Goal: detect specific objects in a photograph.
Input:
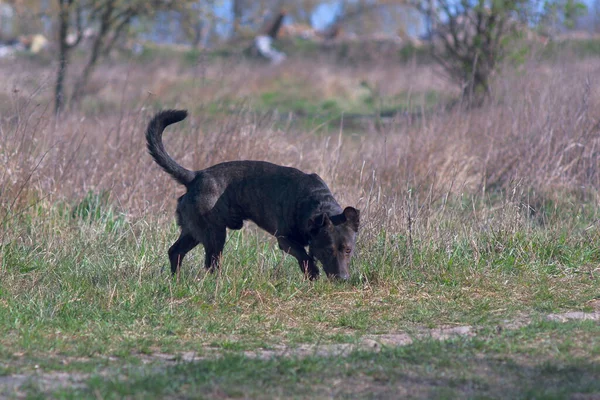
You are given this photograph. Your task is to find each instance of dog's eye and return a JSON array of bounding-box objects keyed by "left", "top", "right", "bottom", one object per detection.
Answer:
[{"left": 343, "top": 247, "right": 352, "bottom": 255}]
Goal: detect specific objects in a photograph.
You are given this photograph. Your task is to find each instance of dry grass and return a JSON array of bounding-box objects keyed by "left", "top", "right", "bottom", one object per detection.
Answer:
[
  {"left": 1, "top": 55, "right": 599, "bottom": 235},
  {"left": 0, "top": 52, "right": 599, "bottom": 398}
]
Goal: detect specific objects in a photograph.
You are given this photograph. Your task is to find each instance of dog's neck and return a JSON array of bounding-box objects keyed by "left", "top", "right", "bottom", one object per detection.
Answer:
[
  {"left": 303, "top": 193, "right": 342, "bottom": 219},
  {"left": 297, "top": 195, "right": 342, "bottom": 243}
]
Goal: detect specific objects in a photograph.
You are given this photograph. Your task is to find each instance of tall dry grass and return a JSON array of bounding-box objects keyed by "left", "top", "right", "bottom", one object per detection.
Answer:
[{"left": 1, "top": 55, "right": 599, "bottom": 249}]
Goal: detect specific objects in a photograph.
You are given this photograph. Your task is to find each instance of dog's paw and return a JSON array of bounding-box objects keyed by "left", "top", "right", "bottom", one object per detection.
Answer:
[{"left": 306, "top": 270, "right": 320, "bottom": 281}]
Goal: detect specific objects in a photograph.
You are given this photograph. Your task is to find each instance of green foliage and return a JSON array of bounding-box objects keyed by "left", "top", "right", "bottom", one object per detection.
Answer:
[
  {"left": 563, "top": 0, "right": 588, "bottom": 28},
  {"left": 398, "top": 42, "right": 431, "bottom": 63},
  {"left": 540, "top": 38, "right": 600, "bottom": 60},
  {"left": 541, "top": 0, "right": 588, "bottom": 29},
  {"left": 71, "top": 190, "right": 125, "bottom": 232},
  {"left": 1, "top": 191, "right": 599, "bottom": 397},
  {"left": 259, "top": 90, "right": 342, "bottom": 117},
  {"left": 1, "top": 193, "right": 598, "bottom": 347}
]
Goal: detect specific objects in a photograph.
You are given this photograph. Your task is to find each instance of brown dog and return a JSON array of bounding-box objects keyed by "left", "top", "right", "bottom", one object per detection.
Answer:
[{"left": 146, "top": 110, "right": 359, "bottom": 280}]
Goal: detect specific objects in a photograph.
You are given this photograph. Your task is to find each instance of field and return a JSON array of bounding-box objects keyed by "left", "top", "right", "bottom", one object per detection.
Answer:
[{"left": 1, "top": 46, "right": 599, "bottom": 399}]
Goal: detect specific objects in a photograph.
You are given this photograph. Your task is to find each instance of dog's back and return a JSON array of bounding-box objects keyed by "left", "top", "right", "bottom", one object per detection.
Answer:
[{"left": 180, "top": 160, "right": 342, "bottom": 240}]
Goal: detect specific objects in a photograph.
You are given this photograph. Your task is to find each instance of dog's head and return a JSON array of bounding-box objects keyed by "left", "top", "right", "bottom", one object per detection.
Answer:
[{"left": 308, "top": 207, "right": 360, "bottom": 280}]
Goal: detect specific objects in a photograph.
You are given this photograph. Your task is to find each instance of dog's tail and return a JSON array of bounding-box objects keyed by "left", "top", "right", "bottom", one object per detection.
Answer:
[{"left": 145, "top": 109, "right": 195, "bottom": 186}]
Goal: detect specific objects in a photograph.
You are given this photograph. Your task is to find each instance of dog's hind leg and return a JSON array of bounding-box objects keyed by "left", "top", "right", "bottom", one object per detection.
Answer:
[
  {"left": 203, "top": 226, "right": 226, "bottom": 272},
  {"left": 277, "top": 237, "right": 319, "bottom": 280},
  {"left": 169, "top": 233, "right": 200, "bottom": 275}
]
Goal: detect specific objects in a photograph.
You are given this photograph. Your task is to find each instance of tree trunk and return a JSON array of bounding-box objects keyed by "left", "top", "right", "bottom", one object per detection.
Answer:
[
  {"left": 55, "top": 2, "right": 70, "bottom": 116},
  {"left": 71, "top": 26, "right": 107, "bottom": 104},
  {"left": 462, "top": 70, "right": 489, "bottom": 106},
  {"left": 232, "top": 0, "right": 243, "bottom": 38},
  {"left": 71, "top": 1, "right": 121, "bottom": 105},
  {"left": 71, "top": 36, "right": 102, "bottom": 105},
  {"left": 192, "top": 20, "right": 203, "bottom": 48}
]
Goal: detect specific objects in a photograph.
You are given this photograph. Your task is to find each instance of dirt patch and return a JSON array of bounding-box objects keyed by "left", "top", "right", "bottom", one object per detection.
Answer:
[
  {"left": 132, "top": 311, "right": 598, "bottom": 363},
  {"left": 546, "top": 311, "right": 600, "bottom": 322},
  {"left": 0, "top": 372, "right": 88, "bottom": 398},
  {"left": 144, "top": 325, "right": 476, "bottom": 362},
  {"left": 1, "top": 311, "right": 598, "bottom": 397}
]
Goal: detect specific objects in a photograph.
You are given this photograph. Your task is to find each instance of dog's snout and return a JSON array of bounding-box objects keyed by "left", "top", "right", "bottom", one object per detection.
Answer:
[
  {"left": 325, "top": 270, "right": 349, "bottom": 281},
  {"left": 338, "top": 261, "right": 350, "bottom": 281}
]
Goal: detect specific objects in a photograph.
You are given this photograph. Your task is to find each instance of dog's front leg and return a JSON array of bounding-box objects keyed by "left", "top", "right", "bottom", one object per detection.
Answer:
[{"left": 277, "top": 236, "right": 319, "bottom": 280}]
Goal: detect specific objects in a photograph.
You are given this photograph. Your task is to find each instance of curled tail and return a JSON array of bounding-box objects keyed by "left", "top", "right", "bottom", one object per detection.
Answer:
[{"left": 145, "top": 109, "right": 195, "bottom": 186}]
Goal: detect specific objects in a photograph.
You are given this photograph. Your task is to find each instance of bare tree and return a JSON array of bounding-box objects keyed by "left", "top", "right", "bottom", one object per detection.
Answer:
[
  {"left": 180, "top": 1, "right": 216, "bottom": 48},
  {"left": 314, "top": 0, "right": 412, "bottom": 39},
  {"left": 55, "top": 0, "right": 83, "bottom": 116},
  {"left": 421, "top": 0, "right": 528, "bottom": 103},
  {"left": 70, "top": 1, "right": 133, "bottom": 104},
  {"left": 52, "top": 0, "right": 193, "bottom": 115},
  {"left": 231, "top": 0, "right": 288, "bottom": 39},
  {"left": 595, "top": 0, "right": 600, "bottom": 33},
  {"left": 70, "top": 1, "right": 194, "bottom": 105},
  {"left": 232, "top": 0, "right": 245, "bottom": 38},
  {"left": 414, "top": 0, "right": 586, "bottom": 105}
]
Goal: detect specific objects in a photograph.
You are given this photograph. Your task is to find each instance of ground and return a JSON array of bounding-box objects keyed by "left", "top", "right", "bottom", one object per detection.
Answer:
[{"left": 1, "top": 43, "right": 600, "bottom": 399}]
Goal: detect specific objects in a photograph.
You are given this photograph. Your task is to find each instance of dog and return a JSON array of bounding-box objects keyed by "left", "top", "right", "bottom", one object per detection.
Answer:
[{"left": 146, "top": 110, "right": 360, "bottom": 280}]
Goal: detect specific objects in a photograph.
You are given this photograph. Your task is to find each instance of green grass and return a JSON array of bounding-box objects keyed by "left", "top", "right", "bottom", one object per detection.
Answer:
[
  {"left": 165, "top": 70, "right": 446, "bottom": 132},
  {"left": 541, "top": 38, "right": 600, "bottom": 60},
  {"left": 253, "top": 84, "right": 442, "bottom": 123},
  {"left": 1, "top": 191, "right": 599, "bottom": 397},
  {"left": 17, "top": 321, "right": 600, "bottom": 399},
  {"left": 198, "top": 85, "right": 445, "bottom": 132}
]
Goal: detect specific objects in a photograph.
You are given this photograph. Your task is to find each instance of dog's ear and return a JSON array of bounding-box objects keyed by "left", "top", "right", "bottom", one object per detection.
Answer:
[
  {"left": 330, "top": 212, "right": 346, "bottom": 226},
  {"left": 330, "top": 207, "right": 360, "bottom": 232},
  {"left": 343, "top": 207, "right": 360, "bottom": 232},
  {"left": 309, "top": 213, "right": 332, "bottom": 235}
]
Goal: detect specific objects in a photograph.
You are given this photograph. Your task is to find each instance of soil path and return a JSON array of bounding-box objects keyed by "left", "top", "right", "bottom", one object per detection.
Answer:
[{"left": 1, "top": 310, "right": 599, "bottom": 398}]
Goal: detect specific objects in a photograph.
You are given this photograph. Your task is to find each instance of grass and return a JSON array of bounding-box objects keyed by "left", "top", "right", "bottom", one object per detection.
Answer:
[
  {"left": 1, "top": 47, "right": 600, "bottom": 397},
  {"left": 1, "top": 193, "right": 598, "bottom": 359},
  {"left": 196, "top": 69, "right": 445, "bottom": 131},
  {"left": 13, "top": 321, "right": 600, "bottom": 399}
]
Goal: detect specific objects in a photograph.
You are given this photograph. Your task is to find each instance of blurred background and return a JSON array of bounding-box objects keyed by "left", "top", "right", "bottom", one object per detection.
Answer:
[
  {"left": 1, "top": 0, "right": 598, "bottom": 115},
  {"left": 1, "top": 0, "right": 599, "bottom": 229}
]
